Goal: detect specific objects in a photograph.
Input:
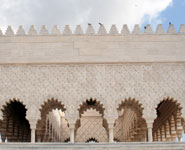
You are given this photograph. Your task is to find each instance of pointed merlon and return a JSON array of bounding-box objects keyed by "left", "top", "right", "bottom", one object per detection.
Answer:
[
  {"left": 121, "top": 24, "right": 130, "bottom": 35},
  {"left": 28, "top": 25, "right": 37, "bottom": 35},
  {"left": 179, "top": 24, "right": 185, "bottom": 34},
  {"left": 63, "top": 25, "right": 72, "bottom": 35},
  {"left": 74, "top": 25, "right": 84, "bottom": 35},
  {"left": 132, "top": 24, "right": 142, "bottom": 34},
  {"left": 167, "top": 24, "right": 176, "bottom": 34},
  {"left": 109, "top": 25, "right": 119, "bottom": 35},
  {"left": 16, "top": 26, "right": 25, "bottom": 35},
  {"left": 40, "top": 25, "right": 49, "bottom": 35},
  {"left": 156, "top": 24, "right": 165, "bottom": 34},
  {"left": 98, "top": 24, "right": 107, "bottom": 35},
  {"left": 5, "top": 26, "right": 14, "bottom": 36},
  {"left": 86, "top": 24, "right": 95, "bottom": 35},
  {"left": 51, "top": 25, "right": 61, "bottom": 35},
  {"left": 144, "top": 24, "right": 153, "bottom": 34}
]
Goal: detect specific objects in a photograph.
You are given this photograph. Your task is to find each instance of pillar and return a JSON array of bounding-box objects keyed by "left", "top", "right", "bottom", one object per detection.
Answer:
[
  {"left": 170, "top": 115, "right": 177, "bottom": 141},
  {"left": 49, "top": 124, "right": 52, "bottom": 139},
  {"left": 107, "top": 119, "right": 115, "bottom": 143},
  {"left": 26, "top": 109, "right": 39, "bottom": 143},
  {"left": 153, "top": 132, "right": 157, "bottom": 141},
  {"left": 108, "top": 125, "right": 114, "bottom": 143},
  {"left": 165, "top": 120, "right": 171, "bottom": 141},
  {"left": 70, "top": 127, "right": 75, "bottom": 143},
  {"left": 147, "top": 121, "right": 153, "bottom": 142},
  {"left": 69, "top": 123, "right": 75, "bottom": 143},
  {"left": 52, "top": 128, "right": 54, "bottom": 142},
  {"left": 157, "top": 128, "right": 161, "bottom": 141},
  {"left": 161, "top": 125, "right": 166, "bottom": 141},
  {"left": 176, "top": 110, "right": 183, "bottom": 141},
  {"left": 31, "top": 128, "right": 36, "bottom": 143}
]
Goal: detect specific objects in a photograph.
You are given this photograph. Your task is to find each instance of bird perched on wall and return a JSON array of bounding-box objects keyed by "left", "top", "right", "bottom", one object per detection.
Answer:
[
  {"left": 169, "top": 22, "right": 171, "bottom": 25},
  {"left": 99, "top": 23, "right": 102, "bottom": 26},
  {"left": 88, "top": 23, "right": 91, "bottom": 26}
]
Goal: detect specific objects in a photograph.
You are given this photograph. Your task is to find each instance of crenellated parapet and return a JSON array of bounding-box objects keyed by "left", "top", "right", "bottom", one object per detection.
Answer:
[
  {"left": 0, "top": 24, "right": 185, "bottom": 64},
  {"left": 0, "top": 24, "right": 185, "bottom": 36}
]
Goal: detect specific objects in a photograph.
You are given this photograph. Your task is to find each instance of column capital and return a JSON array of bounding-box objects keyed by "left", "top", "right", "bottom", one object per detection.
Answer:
[
  {"left": 29, "top": 120, "right": 38, "bottom": 130},
  {"left": 106, "top": 117, "right": 116, "bottom": 129},
  {"left": 146, "top": 120, "right": 153, "bottom": 128},
  {"left": 108, "top": 123, "right": 114, "bottom": 129},
  {"left": 68, "top": 120, "right": 76, "bottom": 129}
]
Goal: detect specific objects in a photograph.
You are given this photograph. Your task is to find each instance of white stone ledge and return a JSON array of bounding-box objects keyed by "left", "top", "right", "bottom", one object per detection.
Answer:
[{"left": 0, "top": 142, "right": 185, "bottom": 150}]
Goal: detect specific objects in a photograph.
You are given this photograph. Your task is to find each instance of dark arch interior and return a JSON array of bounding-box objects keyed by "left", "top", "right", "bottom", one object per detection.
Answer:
[{"left": 0, "top": 100, "right": 31, "bottom": 142}]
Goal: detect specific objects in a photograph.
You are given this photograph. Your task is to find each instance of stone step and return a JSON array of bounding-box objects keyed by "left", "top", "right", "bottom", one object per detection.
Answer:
[{"left": 0, "top": 142, "right": 185, "bottom": 150}]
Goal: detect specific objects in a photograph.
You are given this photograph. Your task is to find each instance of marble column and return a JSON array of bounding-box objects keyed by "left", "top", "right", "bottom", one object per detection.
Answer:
[
  {"left": 147, "top": 121, "right": 153, "bottom": 142},
  {"left": 107, "top": 119, "right": 115, "bottom": 143},
  {"left": 67, "top": 117, "right": 77, "bottom": 143},
  {"left": 109, "top": 127, "right": 114, "bottom": 143},
  {"left": 170, "top": 115, "right": 177, "bottom": 141},
  {"left": 161, "top": 125, "right": 166, "bottom": 141},
  {"left": 176, "top": 110, "right": 183, "bottom": 141},
  {"left": 69, "top": 123, "right": 75, "bottom": 143},
  {"left": 70, "top": 127, "right": 75, "bottom": 143},
  {"left": 165, "top": 120, "right": 171, "bottom": 141},
  {"left": 31, "top": 128, "right": 36, "bottom": 143},
  {"left": 157, "top": 128, "right": 161, "bottom": 141}
]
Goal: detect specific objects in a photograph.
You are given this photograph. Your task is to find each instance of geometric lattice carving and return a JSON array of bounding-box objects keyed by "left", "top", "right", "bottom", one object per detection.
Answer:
[
  {"left": 75, "top": 109, "right": 108, "bottom": 142},
  {"left": 0, "top": 63, "right": 184, "bottom": 128}
]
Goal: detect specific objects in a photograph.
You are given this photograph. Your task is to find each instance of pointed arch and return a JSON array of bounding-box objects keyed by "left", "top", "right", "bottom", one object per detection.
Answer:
[
  {"left": 78, "top": 97, "right": 105, "bottom": 117},
  {"left": 153, "top": 97, "right": 184, "bottom": 142},
  {"left": 0, "top": 98, "right": 31, "bottom": 142},
  {"left": 75, "top": 97, "right": 108, "bottom": 142},
  {"left": 38, "top": 97, "right": 66, "bottom": 122},
  {"left": 117, "top": 97, "right": 144, "bottom": 117},
  {"left": 115, "top": 97, "right": 147, "bottom": 142},
  {"left": 36, "top": 98, "right": 69, "bottom": 142}
]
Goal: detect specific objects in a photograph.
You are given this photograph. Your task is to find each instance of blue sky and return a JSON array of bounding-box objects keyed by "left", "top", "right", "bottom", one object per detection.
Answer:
[
  {"left": 142, "top": 0, "right": 185, "bottom": 32},
  {"left": 160, "top": 0, "right": 185, "bottom": 31}
]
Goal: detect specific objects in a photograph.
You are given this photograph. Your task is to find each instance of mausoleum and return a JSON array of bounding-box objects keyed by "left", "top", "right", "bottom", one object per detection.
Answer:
[{"left": 0, "top": 24, "right": 185, "bottom": 149}]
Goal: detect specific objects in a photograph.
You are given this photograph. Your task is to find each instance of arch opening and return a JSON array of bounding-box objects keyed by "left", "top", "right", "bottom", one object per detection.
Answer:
[
  {"left": 0, "top": 99, "right": 31, "bottom": 142},
  {"left": 36, "top": 98, "right": 70, "bottom": 142},
  {"left": 153, "top": 97, "right": 185, "bottom": 142},
  {"left": 114, "top": 98, "right": 147, "bottom": 142},
  {"left": 75, "top": 98, "right": 108, "bottom": 142}
]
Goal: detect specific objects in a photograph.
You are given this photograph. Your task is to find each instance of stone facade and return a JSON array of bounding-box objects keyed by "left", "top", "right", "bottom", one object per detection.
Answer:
[{"left": 0, "top": 24, "right": 185, "bottom": 146}]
